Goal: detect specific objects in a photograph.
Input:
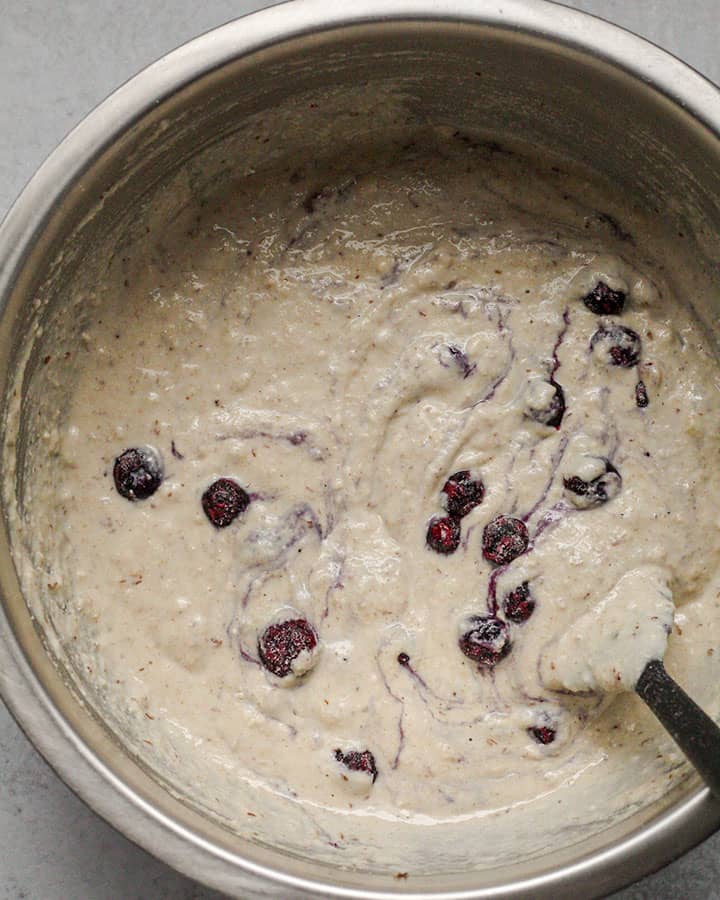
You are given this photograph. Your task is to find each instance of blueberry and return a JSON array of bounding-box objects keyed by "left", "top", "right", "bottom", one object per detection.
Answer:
[
  {"left": 635, "top": 379, "right": 649, "bottom": 408},
  {"left": 442, "top": 471, "right": 485, "bottom": 518},
  {"left": 113, "top": 446, "right": 163, "bottom": 501},
  {"left": 582, "top": 281, "right": 626, "bottom": 315},
  {"left": 529, "top": 725, "right": 556, "bottom": 745},
  {"left": 591, "top": 324, "right": 641, "bottom": 368},
  {"left": 426, "top": 515, "right": 462, "bottom": 554},
  {"left": 202, "top": 478, "right": 250, "bottom": 528},
  {"left": 503, "top": 582, "right": 535, "bottom": 624},
  {"left": 458, "top": 615, "right": 511, "bottom": 668},
  {"left": 482, "top": 516, "right": 529, "bottom": 566},
  {"left": 258, "top": 618, "right": 318, "bottom": 679},
  {"left": 526, "top": 380, "right": 566, "bottom": 429},
  {"left": 334, "top": 748, "right": 378, "bottom": 782},
  {"left": 563, "top": 460, "right": 622, "bottom": 509}
]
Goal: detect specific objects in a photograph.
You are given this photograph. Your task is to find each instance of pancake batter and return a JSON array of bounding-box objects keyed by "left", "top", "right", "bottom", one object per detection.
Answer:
[{"left": 7, "top": 130, "right": 720, "bottom": 871}]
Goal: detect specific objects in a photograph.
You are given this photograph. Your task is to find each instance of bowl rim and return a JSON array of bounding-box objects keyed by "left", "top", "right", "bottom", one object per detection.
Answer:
[{"left": 2, "top": 1, "right": 720, "bottom": 897}]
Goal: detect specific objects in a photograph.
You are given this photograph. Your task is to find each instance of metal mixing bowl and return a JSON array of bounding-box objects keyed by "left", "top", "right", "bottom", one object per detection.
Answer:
[{"left": 2, "top": 1, "right": 720, "bottom": 896}]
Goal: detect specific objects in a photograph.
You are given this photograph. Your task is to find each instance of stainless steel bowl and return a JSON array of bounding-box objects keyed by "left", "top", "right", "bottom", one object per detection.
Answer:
[{"left": 2, "top": 1, "right": 720, "bottom": 896}]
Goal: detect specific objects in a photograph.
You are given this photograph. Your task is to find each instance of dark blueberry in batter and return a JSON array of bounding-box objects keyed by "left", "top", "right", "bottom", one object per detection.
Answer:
[
  {"left": 482, "top": 516, "right": 529, "bottom": 566},
  {"left": 458, "top": 615, "right": 511, "bottom": 668},
  {"left": 591, "top": 324, "right": 641, "bottom": 368},
  {"left": 397, "top": 652, "right": 410, "bottom": 666},
  {"left": 426, "top": 515, "right": 462, "bottom": 554},
  {"left": 563, "top": 460, "right": 622, "bottom": 509},
  {"left": 113, "top": 446, "right": 163, "bottom": 501},
  {"left": 582, "top": 281, "right": 626, "bottom": 316},
  {"left": 442, "top": 470, "right": 485, "bottom": 518},
  {"left": 529, "top": 725, "right": 556, "bottom": 745},
  {"left": 503, "top": 582, "right": 535, "bottom": 624},
  {"left": 527, "top": 380, "right": 566, "bottom": 429},
  {"left": 258, "top": 618, "right": 318, "bottom": 678},
  {"left": 635, "top": 379, "right": 649, "bottom": 408},
  {"left": 334, "top": 748, "right": 378, "bottom": 782},
  {"left": 202, "top": 477, "right": 250, "bottom": 528}
]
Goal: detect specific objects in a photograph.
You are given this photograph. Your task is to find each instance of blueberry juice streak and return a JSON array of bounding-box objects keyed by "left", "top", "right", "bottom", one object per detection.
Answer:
[{"left": 551, "top": 308, "right": 570, "bottom": 379}]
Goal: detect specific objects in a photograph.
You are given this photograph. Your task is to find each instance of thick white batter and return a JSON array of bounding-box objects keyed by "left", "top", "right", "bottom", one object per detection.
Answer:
[
  {"left": 8, "top": 131, "right": 720, "bottom": 872},
  {"left": 541, "top": 566, "right": 675, "bottom": 693}
]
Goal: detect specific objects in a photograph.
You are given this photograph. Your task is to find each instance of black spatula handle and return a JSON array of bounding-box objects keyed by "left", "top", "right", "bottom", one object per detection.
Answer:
[{"left": 636, "top": 659, "right": 720, "bottom": 797}]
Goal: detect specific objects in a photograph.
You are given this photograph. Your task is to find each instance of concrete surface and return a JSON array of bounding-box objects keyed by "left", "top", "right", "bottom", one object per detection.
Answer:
[{"left": 1, "top": 1, "right": 719, "bottom": 897}]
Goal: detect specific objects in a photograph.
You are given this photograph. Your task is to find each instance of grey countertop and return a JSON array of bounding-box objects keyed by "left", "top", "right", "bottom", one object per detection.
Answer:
[{"left": 1, "top": 2, "right": 720, "bottom": 897}]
